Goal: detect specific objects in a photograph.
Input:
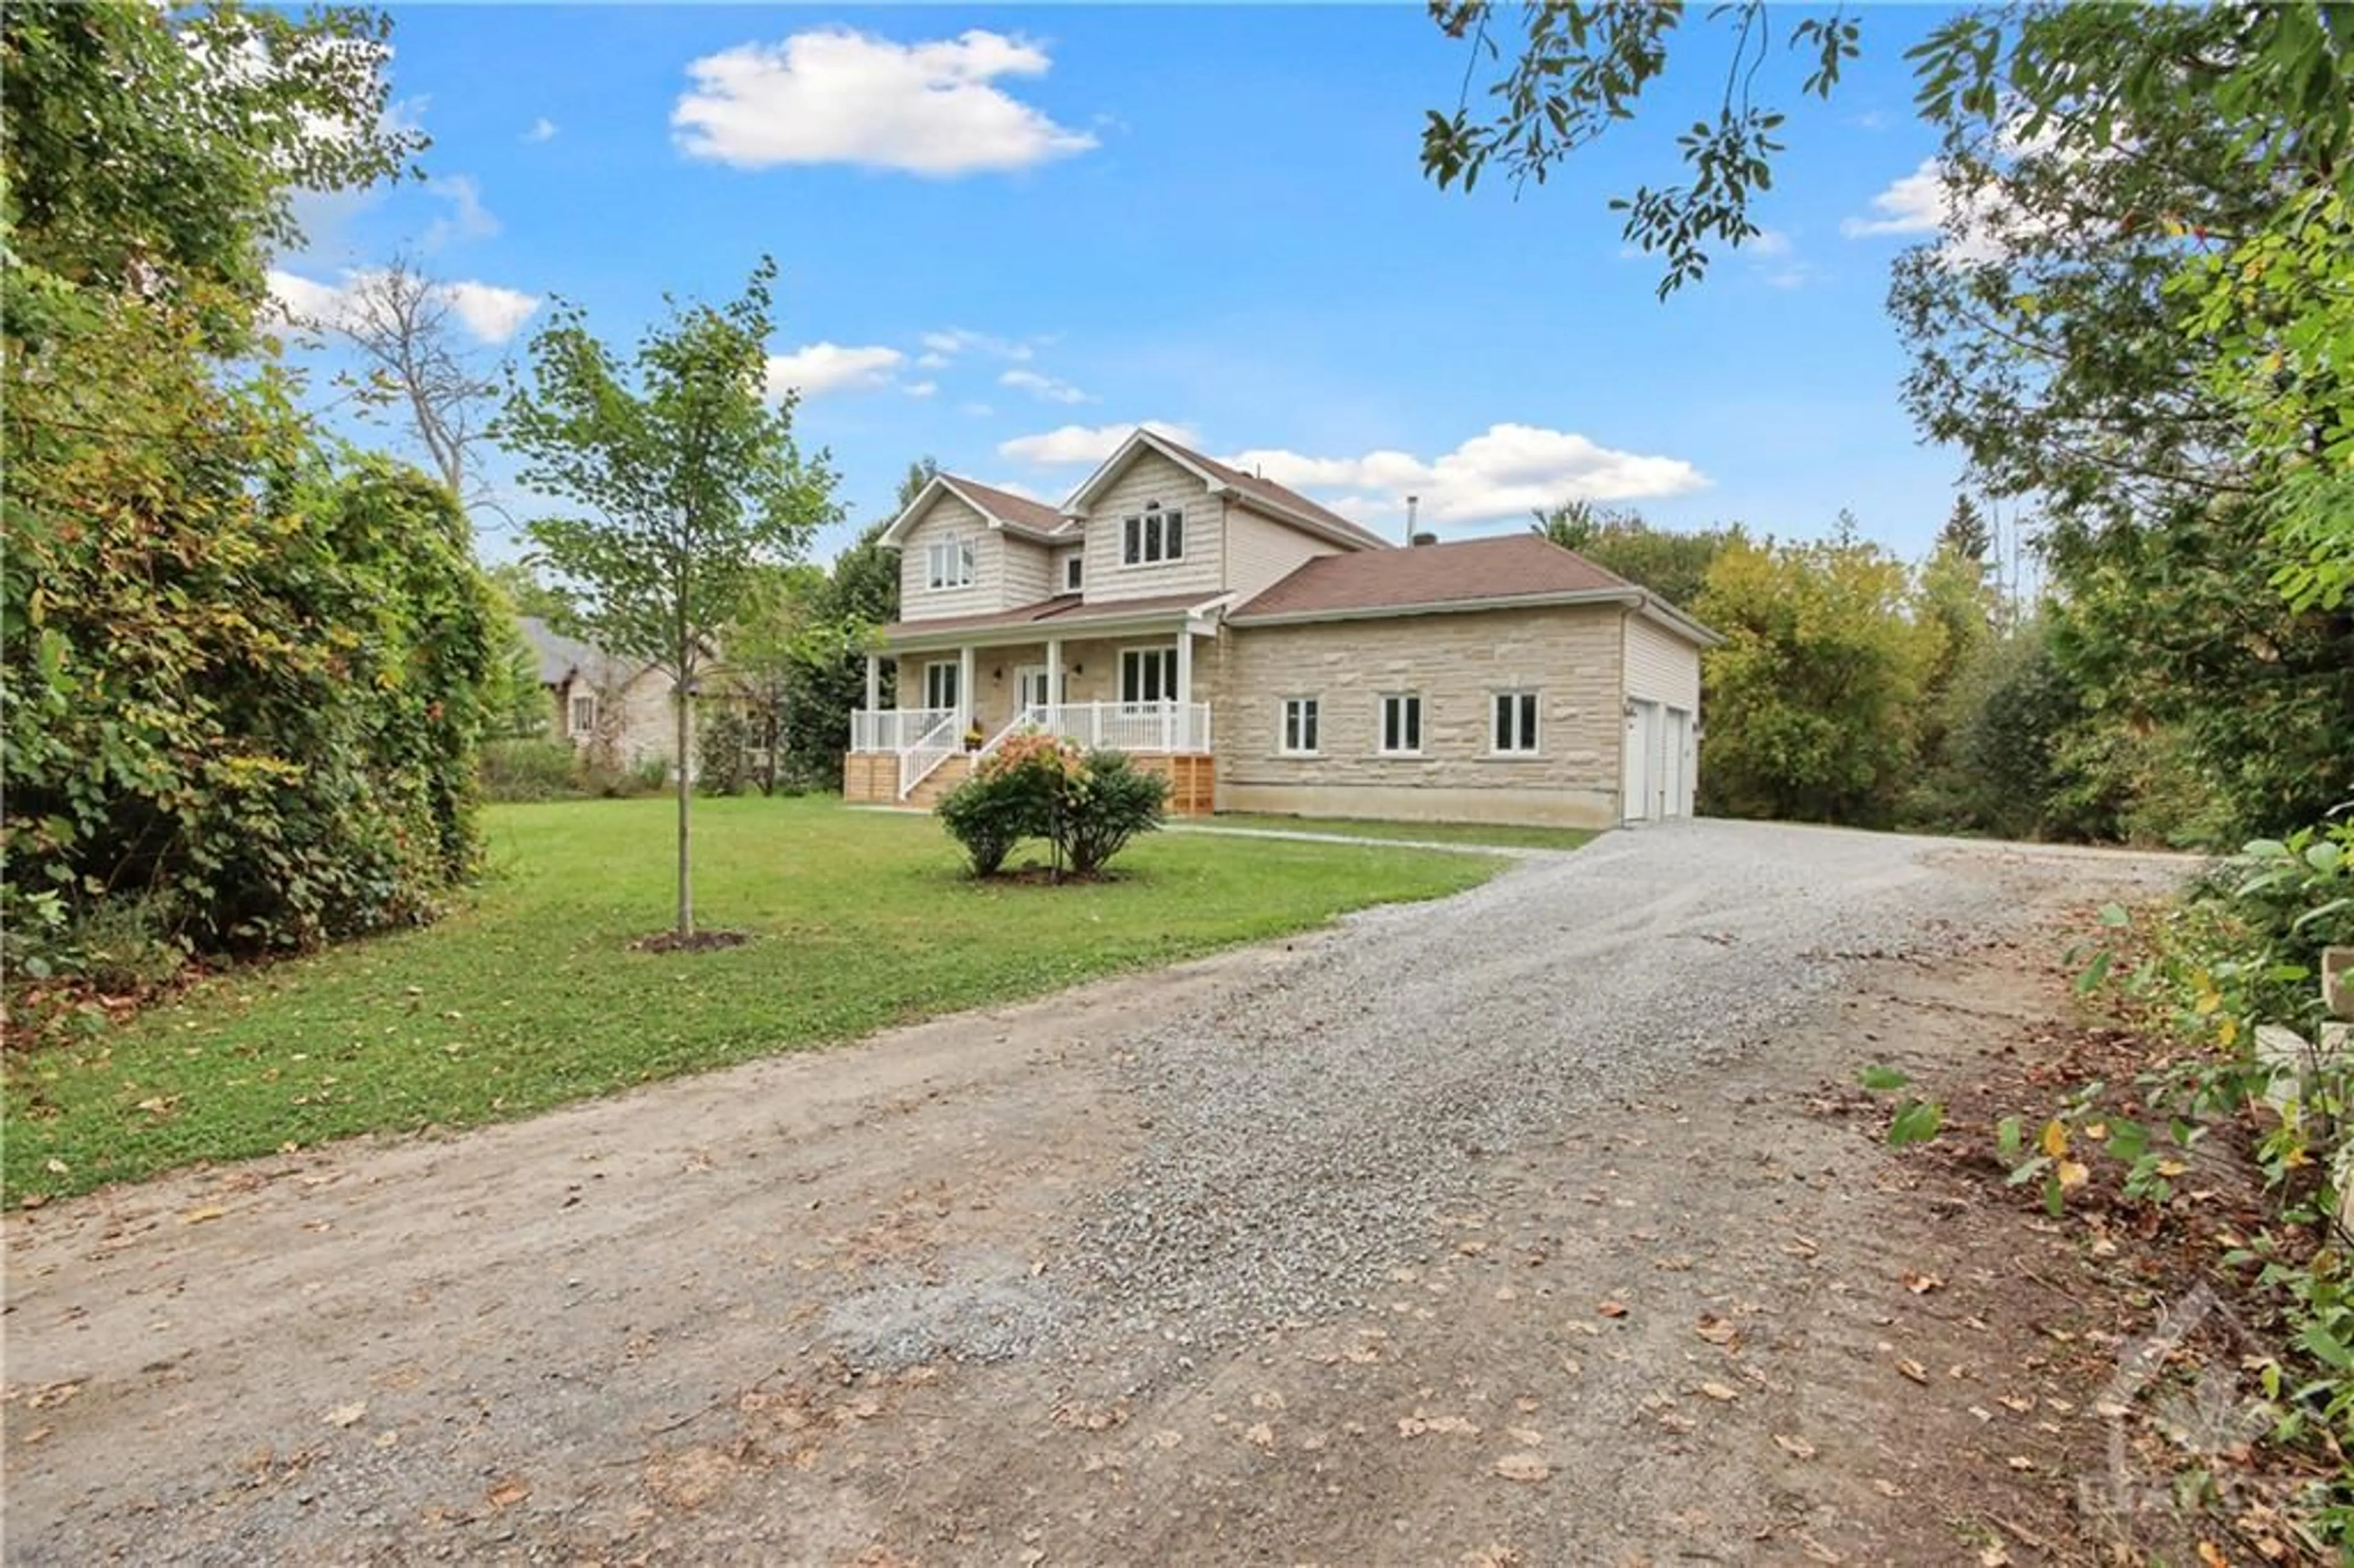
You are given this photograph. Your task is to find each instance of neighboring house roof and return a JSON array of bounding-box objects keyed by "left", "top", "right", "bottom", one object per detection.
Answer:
[
  {"left": 880, "top": 590, "right": 1228, "bottom": 645},
  {"left": 519, "top": 615, "right": 613, "bottom": 687},
  {"left": 1228, "top": 535, "right": 1722, "bottom": 645},
  {"left": 881, "top": 473, "right": 1069, "bottom": 545},
  {"left": 1062, "top": 427, "right": 1393, "bottom": 553}
]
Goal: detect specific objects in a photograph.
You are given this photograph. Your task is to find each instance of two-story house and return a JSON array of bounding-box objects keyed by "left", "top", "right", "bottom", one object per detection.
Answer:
[{"left": 844, "top": 427, "right": 1718, "bottom": 829}]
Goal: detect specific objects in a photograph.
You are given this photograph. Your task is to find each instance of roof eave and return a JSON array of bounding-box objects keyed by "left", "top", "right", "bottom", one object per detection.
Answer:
[
  {"left": 1213, "top": 487, "right": 1387, "bottom": 554},
  {"left": 1228, "top": 587, "right": 1645, "bottom": 627}
]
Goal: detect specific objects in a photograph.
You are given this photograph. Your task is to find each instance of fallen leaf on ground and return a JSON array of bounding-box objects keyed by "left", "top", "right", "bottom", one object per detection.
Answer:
[
  {"left": 324, "top": 1401, "right": 367, "bottom": 1429},
  {"left": 1872, "top": 1479, "right": 1903, "bottom": 1498},
  {"left": 1699, "top": 1382, "right": 1739, "bottom": 1402},
  {"left": 1398, "top": 1412, "right": 1480, "bottom": 1437},
  {"left": 179, "top": 1205, "right": 225, "bottom": 1225},
  {"left": 486, "top": 1477, "right": 530, "bottom": 1509},
  {"left": 1902, "top": 1272, "right": 1944, "bottom": 1294},
  {"left": 1773, "top": 1433, "right": 1816, "bottom": 1460},
  {"left": 1493, "top": 1453, "right": 1551, "bottom": 1482},
  {"left": 1696, "top": 1314, "right": 1740, "bottom": 1345},
  {"left": 1596, "top": 1301, "right": 1629, "bottom": 1319},
  {"left": 1895, "top": 1357, "right": 1930, "bottom": 1386},
  {"left": 1244, "top": 1421, "right": 1274, "bottom": 1449}
]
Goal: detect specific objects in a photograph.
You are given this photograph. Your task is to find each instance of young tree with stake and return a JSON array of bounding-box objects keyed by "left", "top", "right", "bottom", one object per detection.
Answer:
[{"left": 498, "top": 257, "right": 839, "bottom": 940}]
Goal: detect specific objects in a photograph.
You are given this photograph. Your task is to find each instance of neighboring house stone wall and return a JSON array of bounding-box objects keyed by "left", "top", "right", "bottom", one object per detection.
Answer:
[
  {"left": 1622, "top": 612, "right": 1702, "bottom": 713},
  {"left": 1078, "top": 450, "right": 1225, "bottom": 606},
  {"left": 1225, "top": 503, "right": 1344, "bottom": 604},
  {"left": 1216, "top": 606, "right": 1627, "bottom": 828},
  {"left": 560, "top": 663, "right": 680, "bottom": 773},
  {"left": 897, "top": 492, "right": 1010, "bottom": 622}
]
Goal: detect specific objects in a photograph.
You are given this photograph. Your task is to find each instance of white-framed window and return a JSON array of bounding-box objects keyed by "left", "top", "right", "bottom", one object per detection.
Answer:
[
  {"left": 923, "top": 660, "right": 960, "bottom": 712},
  {"left": 1063, "top": 554, "right": 1084, "bottom": 593},
  {"left": 1121, "top": 501, "right": 1184, "bottom": 566},
  {"left": 1491, "top": 690, "right": 1541, "bottom": 755},
  {"left": 568, "top": 691, "right": 598, "bottom": 737},
  {"left": 926, "top": 536, "right": 976, "bottom": 590},
  {"left": 1377, "top": 693, "right": 1423, "bottom": 756},
  {"left": 1119, "top": 645, "right": 1178, "bottom": 706},
  {"left": 1281, "top": 696, "right": 1320, "bottom": 756}
]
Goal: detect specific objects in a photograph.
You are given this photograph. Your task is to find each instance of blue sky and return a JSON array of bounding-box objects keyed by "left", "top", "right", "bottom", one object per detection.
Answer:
[{"left": 271, "top": 6, "right": 1973, "bottom": 568}]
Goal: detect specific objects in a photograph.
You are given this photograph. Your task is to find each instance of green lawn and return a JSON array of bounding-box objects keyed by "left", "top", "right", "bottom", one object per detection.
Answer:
[
  {"left": 5, "top": 797, "right": 1499, "bottom": 1202},
  {"left": 1195, "top": 813, "right": 1600, "bottom": 853}
]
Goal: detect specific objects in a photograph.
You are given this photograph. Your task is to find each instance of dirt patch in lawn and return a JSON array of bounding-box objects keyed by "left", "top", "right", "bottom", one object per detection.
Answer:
[
  {"left": 8, "top": 845, "right": 2264, "bottom": 1565},
  {"left": 629, "top": 929, "right": 754, "bottom": 953}
]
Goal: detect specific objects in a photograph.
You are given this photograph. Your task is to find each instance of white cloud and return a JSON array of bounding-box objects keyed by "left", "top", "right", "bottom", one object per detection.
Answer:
[
  {"left": 1842, "top": 159, "right": 1945, "bottom": 238},
  {"left": 903, "top": 380, "right": 939, "bottom": 399},
  {"left": 672, "top": 28, "right": 1097, "bottom": 175},
  {"left": 1840, "top": 156, "right": 2021, "bottom": 264},
  {"left": 1000, "top": 368, "right": 1090, "bottom": 405},
  {"left": 919, "top": 327, "right": 1035, "bottom": 363},
  {"left": 265, "top": 268, "right": 346, "bottom": 326},
  {"left": 981, "top": 477, "right": 1045, "bottom": 501},
  {"left": 999, "top": 420, "right": 1198, "bottom": 466},
  {"left": 422, "top": 175, "right": 498, "bottom": 250},
  {"left": 441, "top": 281, "right": 540, "bottom": 344},
  {"left": 264, "top": 268, "right": 540, "bottom": 345},
  {"left": 1748, "top": 228, "right": 1793, "bottom": 258},
  {"left": 763, "top": 342, "right": 905, "bottom": 399},
  {"left": 524, "top": 116, "right": 558, "bottom": 143},
  {"left": 960, "top": 402, "right": 995, "bottom": 418},
  {"left": 1224, "top": 423, "right": 1707, "bottom": 528},
  {"left": 915, "top": 351, "right": 951, "bottom": 370}
]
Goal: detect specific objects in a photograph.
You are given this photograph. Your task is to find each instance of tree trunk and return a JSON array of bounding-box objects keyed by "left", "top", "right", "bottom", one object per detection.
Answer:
[{"left": 675, "top": 679, "right": 694, "bottom": 939}]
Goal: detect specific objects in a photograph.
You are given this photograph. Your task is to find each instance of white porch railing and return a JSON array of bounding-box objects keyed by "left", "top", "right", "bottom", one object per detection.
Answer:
[
  {"left": 898, "top": 712, "right": 962, "bottom": 799},
  {"left": 1012, "top": 701, "right": 1213, "bottom": 754},
  {"left": 851, "top": 707, "right": 953, "bottom": 753}
]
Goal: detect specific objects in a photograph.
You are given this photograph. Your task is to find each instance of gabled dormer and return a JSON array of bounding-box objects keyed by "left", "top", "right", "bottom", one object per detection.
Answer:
[
  {"left": 1061, "top": 428, "right": 1393, "bottom": 606},
  {"left": 882, "top": 474, "right": 1073, "bottom": 622}
]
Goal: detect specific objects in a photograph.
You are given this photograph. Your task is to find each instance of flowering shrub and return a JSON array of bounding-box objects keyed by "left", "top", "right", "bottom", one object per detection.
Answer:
[{"left": 935, "top": 732, "right": 1167, "bottom": 878}]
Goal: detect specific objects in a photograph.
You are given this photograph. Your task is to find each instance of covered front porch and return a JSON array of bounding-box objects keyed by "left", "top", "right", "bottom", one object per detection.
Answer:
[{"left": 844, "top": 596, "right": 1220, "bottom": 812}]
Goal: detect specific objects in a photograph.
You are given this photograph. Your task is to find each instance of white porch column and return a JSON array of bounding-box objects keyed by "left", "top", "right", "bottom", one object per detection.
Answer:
[
  {"left": 863, "top": 652, "right": 880, "bottom": 714},
  {"left": 1045, "top": 636, "right": 1063, "bottom": 708},
  {"left": 958, "top": 644, "right": 976, "bottom": 729},
  {"left": 1175, "top": 630, "right": 1194, "bottom": 704}
]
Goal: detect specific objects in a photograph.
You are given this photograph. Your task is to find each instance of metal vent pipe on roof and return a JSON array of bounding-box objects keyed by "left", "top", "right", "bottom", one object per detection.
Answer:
[{"left": 1405, "top": 495, "right": 1419, "bottom": 546}]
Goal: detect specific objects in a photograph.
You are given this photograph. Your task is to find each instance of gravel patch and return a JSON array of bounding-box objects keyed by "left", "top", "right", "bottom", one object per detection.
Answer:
[{"left": 1064, "top": 820, "right": 2182, "bottom": 1369}]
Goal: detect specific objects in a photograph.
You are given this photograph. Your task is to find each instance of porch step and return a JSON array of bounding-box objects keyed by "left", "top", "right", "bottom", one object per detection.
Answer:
[{"left": 901, "top": 753, "right": 976, "bottom": 811}]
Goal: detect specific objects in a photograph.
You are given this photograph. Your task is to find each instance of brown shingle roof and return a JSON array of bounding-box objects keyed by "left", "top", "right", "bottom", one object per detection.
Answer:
[
  {"left": 943, "top": 475, "right": 1070, "bottom": 538},
  {"left": 882, "top": 590, "right": 1219, "bottom": 642},
  {"left": 1232, "top": 535, "right": 1639, "bottom": 620},
  {"left": 1148, "top": 432, "right": 1393, "bottom": 551}
]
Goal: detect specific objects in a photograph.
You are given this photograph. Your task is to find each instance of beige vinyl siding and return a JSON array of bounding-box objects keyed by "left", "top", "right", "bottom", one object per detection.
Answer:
[
  {"left": 896, "top": 492, "right": 1007, "bottom": 622},
  {"left": 1216, "top": 606, "right": 1626, "bottom": 826},
  {"left": 1225, "top": 504, "right": 1345, "bottom": 603},
  {"left": 1622, "top": 612, "right": 1702, "bottom": 712},
  {"left": 1080, "top": 449, "right": 1224, "bottom": 605},
  {"left": 999, "top": 535, "right": 1055, "bottom": 606}
]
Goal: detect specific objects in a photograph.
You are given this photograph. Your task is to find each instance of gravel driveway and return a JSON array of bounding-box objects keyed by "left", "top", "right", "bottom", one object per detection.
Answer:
[{"left": 2, "top": 820, "right": 2185, "bottom": 1565}]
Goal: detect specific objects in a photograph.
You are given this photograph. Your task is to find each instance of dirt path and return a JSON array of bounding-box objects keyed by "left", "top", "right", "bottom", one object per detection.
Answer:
[{"left": 2, "top": 826, "right": 2187, "bottom": 1566}]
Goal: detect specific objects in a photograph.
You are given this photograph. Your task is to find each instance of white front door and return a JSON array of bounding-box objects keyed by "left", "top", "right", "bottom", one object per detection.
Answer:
[{"left": 1016, "top": 666, "right": 1051, "bottom": 712}]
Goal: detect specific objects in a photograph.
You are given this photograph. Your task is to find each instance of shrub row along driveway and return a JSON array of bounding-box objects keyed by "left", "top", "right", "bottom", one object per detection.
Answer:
[{"left": 3, "top": 822, "right": 2185, "bottom": 1565}]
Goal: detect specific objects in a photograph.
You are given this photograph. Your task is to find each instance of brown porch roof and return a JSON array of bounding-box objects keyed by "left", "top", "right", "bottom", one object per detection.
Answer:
[{"left": 881, "top": 590, "right": 1218, "bottom": 642}]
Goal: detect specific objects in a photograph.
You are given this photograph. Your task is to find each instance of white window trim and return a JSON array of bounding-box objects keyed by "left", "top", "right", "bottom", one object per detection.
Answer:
[
  {"left": 1063, "top": 554, "right": 1083, "bottom": 593},
  {"left": 1376, "top": 691, "right": 1424, "bottom": 757},
  {"left": 1490, "top": 689, "right": 1542, "bottom": 756},
  {"left": 1119, "top": 502, "right": 1186, "bottom": 568},
  {"left": 568, "top": 691, "right": 598, "bottom": 737},
  {"left": 926, "top": 535, "right": 977, "bottom": 591},
  {"left": 1118, "top": 644, "right": 1179, "bottom": 707},
  {"left": 1279, "top": 695, "right": 1321, "bottom": 757},
  {"left": 923, "top": 659, "right": 961, "bottom": 712}
]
